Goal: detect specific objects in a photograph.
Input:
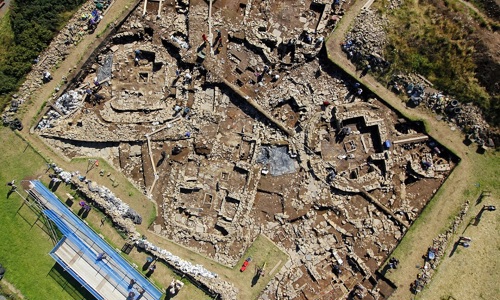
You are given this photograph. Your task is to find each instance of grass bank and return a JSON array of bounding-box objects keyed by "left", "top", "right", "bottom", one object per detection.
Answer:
[{"left": 374, "top": 0, "right": 499, "bottom": 125}]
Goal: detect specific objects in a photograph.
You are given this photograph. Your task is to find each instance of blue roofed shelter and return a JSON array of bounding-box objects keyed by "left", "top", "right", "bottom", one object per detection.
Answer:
[{"left": 29, "top": 180, "right": 162, "bottom": 300}]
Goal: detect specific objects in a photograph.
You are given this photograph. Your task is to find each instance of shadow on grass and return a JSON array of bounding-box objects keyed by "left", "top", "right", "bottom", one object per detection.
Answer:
[
  {"left": 473, "top": 208, "right": 486, "bottom": 226},
  {"left": 48, "top": 263, "right": 98, "bottom": 300},
  {"left": 449, "top": 240, "right": 460, "bottom": 257},
  {"left": 251, "top": 271, "right": 261, "bottom": 287},
  {"left": 378, "top": 263, "right": 393, "bottom": 277}
]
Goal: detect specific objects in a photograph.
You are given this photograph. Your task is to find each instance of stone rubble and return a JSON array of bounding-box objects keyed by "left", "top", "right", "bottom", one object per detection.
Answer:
[
  {"left": 7, "top": 0, "right": 462, "bottom": 299},
  {"left": 344, "top": 8, "right": 499, "bottom": 148},
  {"left": 390, "top": 74, "right": 499, "bottom": 147},
  {"left": 47, "top": 163, "right": 239, "bottom": 299},
  {"left": 51, "top": 163, "right": 142, "bottom": 227},
  {"left": 409, "top": 200, "right": 470, "bottom": 294}
]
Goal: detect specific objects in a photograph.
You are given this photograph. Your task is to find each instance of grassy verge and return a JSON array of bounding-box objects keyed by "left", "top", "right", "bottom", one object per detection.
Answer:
[
  {"left": 0, "top": 128, "right": 213, "bottom": 299},
  {"left": 0, "top": 12, "right": 13, "bottom": 63},
  {"left": 48, "top": 176, "right": 211, "bottom": 300},
  {"left": 0, "top": 128, "right": 77, "bottom": 299},
  {"left": 417, "top": 195, "right": 500, "bottom": 299},
  {"left": 385, "top": 149, "right": 499, "bottom": 297}
]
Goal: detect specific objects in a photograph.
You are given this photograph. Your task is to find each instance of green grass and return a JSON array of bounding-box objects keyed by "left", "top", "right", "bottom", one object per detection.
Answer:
[
  {"left": 0, "top": 129, "right": 165, "bottom": 299},
  {"left": 230, "top": 235, "right": 289, "bottom": 300},
  {"left": 0, "top": 128, "right": 80, "bottom": 300},
  {"left": 147, "top": 204, "right": 157, "bottom": 228},
  {"left": 385, "top": 151, "right": 499, "bottom": 295},
  {"left": 0, "top": 13, "right": 15, "bottom": 111},
  {"left": 0, "top": 12, "right": 14, "bottom": 64},
  {"left": 30, "top": 100, "right": 47, "bottom": 127}
]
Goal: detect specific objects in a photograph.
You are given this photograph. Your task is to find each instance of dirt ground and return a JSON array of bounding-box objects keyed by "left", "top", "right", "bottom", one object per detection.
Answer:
[
  {"left": 0, "top": 280, "right": 24, "bottom": 299},
  {"left": 20, "top": 0, "right": 140, "bottom": 129}
]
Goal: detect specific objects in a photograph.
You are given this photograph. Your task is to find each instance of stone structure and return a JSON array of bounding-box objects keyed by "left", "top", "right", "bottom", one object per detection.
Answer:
[{"left": 9, "top": 0, "right": 459, "bottom": 299}]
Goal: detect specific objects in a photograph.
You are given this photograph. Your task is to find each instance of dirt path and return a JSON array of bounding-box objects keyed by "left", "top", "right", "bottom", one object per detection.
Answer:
[
  {"left": 0, "top": 279, "right": 25, "bottom": 299},
  {"left": 325, "top": 1, "right": 498, "bottom": 299},
  {"left": 458, "top": 0, "right": 491, "bottom": 23},
  {"left": 0, "top": 0, "right": 10, "bottom": 18}
]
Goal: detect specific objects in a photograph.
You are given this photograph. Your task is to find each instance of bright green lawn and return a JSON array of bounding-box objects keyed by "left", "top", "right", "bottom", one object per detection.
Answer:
[{"left": 0, "top": 128, "right": 80, "bottom": 299}]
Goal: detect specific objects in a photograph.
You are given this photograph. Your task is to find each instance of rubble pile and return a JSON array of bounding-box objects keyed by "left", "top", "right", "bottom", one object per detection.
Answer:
[
  {"left": 410, "top": 200, "right": 470, "bottom": 294},
  {"left": 132, "top": 211, "right": 239, "bottom": 299},
  {"left": 86, "top": 181, "right": 143, "bottom": 224},
  {"left": 47, "top": 163, "right": 239, "bottom": 299},
  {"left": 50, "top": 164, "right": 141, "bottom": 230},
  {"left": 389, "top": 74, "right": 498, "bottom": 147},
  {"left": 54, "top": 90, "right": 84, "bottom": 115},
  {"left": 344, "top": 8, "right": 498, "bottom": 148},
  {"left": 136, "top": 238, "right": 218, "bottom": 279},
  {"left": 343, "top": 8, "right": 389, "bottom": 71},
  {"left": 36, "top": 110, "right": 62, "bottom": 130}
]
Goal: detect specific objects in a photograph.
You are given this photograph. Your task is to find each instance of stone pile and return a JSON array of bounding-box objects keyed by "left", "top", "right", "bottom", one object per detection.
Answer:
[
  {"left": 410, "top": 200, "right": 470, "bottom": 294},
  {"left": 87, "top": 181, "right": 143, "bottom": 224},
  {"left": 343, "top": 8, "right": 389, "bottom": 70},
  {"left": 391, "top": 74, "right": 498, "bottom": 147},
  {"left": 136, "top": 239, "right": 218, "bottom": 278},
  {"left": 344, "top": 7, "right": 498, "bottom": 148},
  {"left": 47, "top": 163, "right": 239, "bottom": 299},
  {"left": 50, "top": 163, "right": 142, "bottom": 227},
  {"left": 132, "top": 212, "right": 239, "bottom": 299},
  {"left": 54, "top": 90, "right": 84, "bottom": 115},
  {"left": 37, "top": 110, "right": 62, "bottom": 130}
]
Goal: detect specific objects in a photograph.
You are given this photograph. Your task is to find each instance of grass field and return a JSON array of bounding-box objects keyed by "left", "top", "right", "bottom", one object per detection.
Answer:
[
  {"left": 0, "top": 12, "right": 13, "bottom": 64},
  {"left": 227, "top": 235, "right": 288, "bottom": 300},
  {"left": 418, "top": 194, "right": 500, "bottom": 300},
  {"left": 0, "top": 128, "right": 76, "bottom": 299},
  {"left": 0, "top": 128, "right": 213, "bottom": 300},
  {"left": 385, "top": 150, "right": 500, "bottom": 299},
  {"left": 48, "top": 175, "right": 211, "bottom": 300},
  {"left": 374, "top": 0, "right": 499, "bottom": 125}
]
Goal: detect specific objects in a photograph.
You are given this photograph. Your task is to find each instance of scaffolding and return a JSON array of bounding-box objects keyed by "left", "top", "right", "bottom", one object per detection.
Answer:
[{"left": 29, "top": 180, "right": 163, "bottom": 300}]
